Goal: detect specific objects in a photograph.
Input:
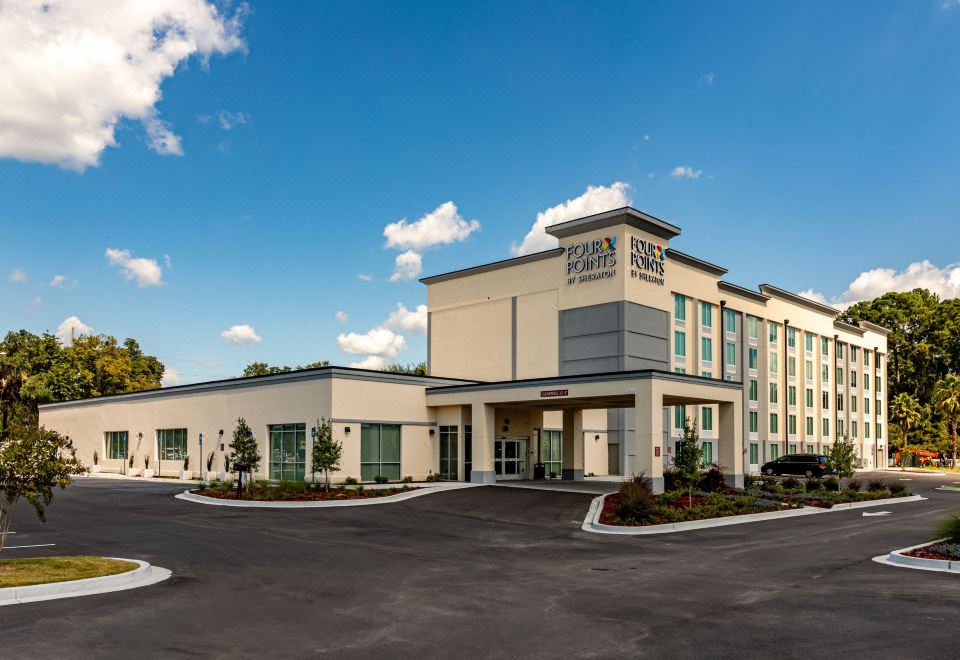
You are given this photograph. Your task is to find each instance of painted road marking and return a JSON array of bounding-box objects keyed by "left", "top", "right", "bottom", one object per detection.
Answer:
[
  {"left": 862, "top": 511, "right": 891, "bottom": 517},
  {"left": 3, "top": 543, "right": 56, "bottom": 549}
]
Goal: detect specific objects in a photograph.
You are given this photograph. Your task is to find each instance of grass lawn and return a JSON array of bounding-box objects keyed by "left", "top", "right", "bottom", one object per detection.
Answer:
[{"left": 0, "top": 556, "right": 137, "bottom": 588}]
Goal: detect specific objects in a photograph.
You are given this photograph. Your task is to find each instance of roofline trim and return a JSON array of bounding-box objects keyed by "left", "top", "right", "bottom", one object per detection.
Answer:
[
  {"left": 717, "top": 281, "right": 770, "bottom": 304},
  {"left": 759, "top": 284, "right": 840, "bottom": 317},
  {"left": 544, "top": 206, "right": 682, "bottom": 241},
  {"left": 419, "top": 247, "right": 564, "bottom": 285},
  {"left": 833, "top": 320, "right": 865, "bottom": 336},
  {"left": 666, "top": 248, "right": 728, "bottom": 276},
  {"left": 857, "top": 319, "right": 892, "bottom": 336},
  {"left": 38, "top": 367, "right": 476, "bottom": 410}
]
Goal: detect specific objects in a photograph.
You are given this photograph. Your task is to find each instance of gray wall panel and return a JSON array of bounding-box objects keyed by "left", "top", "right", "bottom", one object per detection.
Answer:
[{"left": 558, "top": 300, "right": 669, "bottom": 376}]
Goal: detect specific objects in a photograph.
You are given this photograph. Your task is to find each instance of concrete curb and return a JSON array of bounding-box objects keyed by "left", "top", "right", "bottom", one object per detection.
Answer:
[
  {"left": 935, "top": 486, "right": 960, "bottom": 492},
  {"left": 582, "top": 493, "right": 926, "bottom": 535},
  {"left": 175, "top": 483, "right": 479, "bottom": 508},
  {"left": 872, "top": 539, "right": 960, "bottom": 574},
  {"left": 0, "top": 558, "right": 171, "bottom": 606},
  {"left": 878, "top": 468, "right": 947, "bottom": 476}
]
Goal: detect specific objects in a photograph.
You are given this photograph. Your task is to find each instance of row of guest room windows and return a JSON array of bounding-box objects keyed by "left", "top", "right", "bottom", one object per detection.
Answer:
[
  {"left": 672, "top": 294, "right": 883, "bottom": 368},
  {"left": 676, "top": 405, "right": 884, "bottom": 441}
]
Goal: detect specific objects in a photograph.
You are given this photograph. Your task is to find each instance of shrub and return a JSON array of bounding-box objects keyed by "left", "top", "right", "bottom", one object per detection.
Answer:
[
  {"left": 744, "top": 474, "right": 759, "bottom": 489},
  {"left": 425, "top": 470, "right": 442, "bottom": 483},
  {"left": 782, "top": 476, "right": 801, "bottom": 490},
  {"left": 374, "top": 474, "right": 388, "bottom": 484},
  {"left": 824, "top": 477, "right": 840, "bottom": 492},
  {"left": 866, "top": 479, "right": 887, "bottom": 492},
  {"left": 888, "top": 482, "right": 907, "bottom": 495},
  {"left": 765, "top": 481, "right": 784, "bottom": 494},
  {"left": 616, "top": 473, "right": 655, "bottom": 523},
  {"left": 806, "top": 478, "right": 823, "bottom": 492},
  {"left": 936, "top": 513, "right": 960, "bottom": 542},
  {"left": 846, "top": 479, "right": 862, "bottom": 492},
  {"left": 401, "top": 475, "right": 413, "bottom": 483},
  {"left": 344, "top": 476, "right": 358, "bottom": 485},
  {"left": 699, "top": 462, "right": 726, "bottom": 493},
  {"left": 662, "top": 467, "right": 677, "bottom": 492}
]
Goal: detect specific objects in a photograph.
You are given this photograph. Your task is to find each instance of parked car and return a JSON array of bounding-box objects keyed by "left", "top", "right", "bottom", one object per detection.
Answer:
[{"left": 760, "top": 454, "right": 828, "bottom": 478}]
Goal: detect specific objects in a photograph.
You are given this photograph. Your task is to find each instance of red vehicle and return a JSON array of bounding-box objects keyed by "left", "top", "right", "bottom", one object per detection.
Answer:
[{"left": 893, "top": 448, "right": 942, "bottom": 468}]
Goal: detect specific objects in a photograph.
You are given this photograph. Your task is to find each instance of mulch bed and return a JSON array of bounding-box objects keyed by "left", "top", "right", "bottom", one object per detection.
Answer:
[
  {"left": 192, "top": 486, "right": 414, "bottom": 502},
  {"left": 904, "top": 544, "right": 960, "bottom": 562}
]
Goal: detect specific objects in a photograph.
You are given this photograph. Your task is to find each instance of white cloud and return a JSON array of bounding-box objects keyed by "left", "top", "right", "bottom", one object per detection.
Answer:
[
  {"left": 220, "top": 324, "right": 262, "bottom": 346},
  {"left": 337, "top": 326, "right": 406, "bottom": 358},
  {"left": 510, "top": 182, "right": 631, "bottom": 257},
  {"left": 105, "top": 248, "right": 164, "bottom": 287},
  {"left": 357, "top": 273, "right": 373, "bottom": 282},
  {"left": 386, "top": 303, "right": 428, "bottom": 335},
  {"left": 801, "top": 260, "right": 960, "bottom": 310},
  {"left": 383, "top": 201, "right": 480, "bottom": 251},
  {"left": 389, "top": 250, "right": 423, "bottom": 282},
  {"left": 163, "top": 254, "right": 173, "bottom": 270},
  {"left": 700, "top": 72, "right": 716, "bottom": 87},
  {"left": 161, "top": 366, "right": 181, "bottom": 387},
  {"left": 335, "top": 310, "right": 349, "bottom": 324},
  {"left": 349, "top": 355, "right": 390, "bottom": 370},
  {"left": 670, "top": 166, "right": 703, "bottom": 180},
  {"left": 9, "top": 269, "right": 27, "bottom": 283},
  {"left": 0, "top": 0, "right": 245, "bottom": 171},
  {"left": 56, "top": 315, "right": 93, "bottom": 344},
  {"left": 218, "top": 111, "right": 248, "bottom": 130},
  {"left": 49, "top": 274, "right": 77, "bottom": 289},
  {"left": 27, "top": 296, "right": 42, "bottom": 314}
]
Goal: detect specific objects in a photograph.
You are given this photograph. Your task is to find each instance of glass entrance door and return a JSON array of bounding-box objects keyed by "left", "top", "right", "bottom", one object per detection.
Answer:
[
  {"left": 494, "top": 438, "right": 527, "bottom": 480},
  {"left": 439, "top": 426, "right": 458, "bottom": 480}
]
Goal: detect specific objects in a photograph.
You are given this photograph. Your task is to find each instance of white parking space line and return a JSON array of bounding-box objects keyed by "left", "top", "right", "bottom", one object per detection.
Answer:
[{"left": 3, "top": 543, "right": 56, "bottom": 549}]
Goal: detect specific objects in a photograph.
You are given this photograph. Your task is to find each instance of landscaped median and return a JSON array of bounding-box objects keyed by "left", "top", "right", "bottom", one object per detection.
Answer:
[
  {"left": 873, "top": 513, "right": 960, "bottom": 574},
  {"left": 583, "top": 474, "right": 924, "bottom": 535},
  {"left": 0, "top": 556, "right": 171, "bottom": 606},
  {"left": 177, "top": 479, "right": 478, "bottom": 508}
]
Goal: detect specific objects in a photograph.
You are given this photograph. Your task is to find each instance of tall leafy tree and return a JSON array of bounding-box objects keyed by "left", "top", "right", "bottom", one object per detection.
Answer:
[
  {"left": 242, "top": 360, "right": 330, "bottom": 377},
  {"left": 933, "top": 375, "right": 960, "bottom": 468},
  {"left": 890, "top": 392, "right": 923, "bottom": 453}
]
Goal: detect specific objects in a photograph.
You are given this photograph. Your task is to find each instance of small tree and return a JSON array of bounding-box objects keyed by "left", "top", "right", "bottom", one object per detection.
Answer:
[
  {"left": 933, "top": 375, "right": 960, "bottom": 469},
  {"left": 228, "top": 417, "right": 261, "bottom": 495},
  {"left": 311, "top": 417, "right": 342, "bottom": 491},
  {"left": 826, "top": 435, "right": 857, "bottom": 479},
  {"left": 0, "top": 426, "right": 85, "bottom": 552},
  {"left": 672, "top": 418, "right": 703, "bottom": 508}
]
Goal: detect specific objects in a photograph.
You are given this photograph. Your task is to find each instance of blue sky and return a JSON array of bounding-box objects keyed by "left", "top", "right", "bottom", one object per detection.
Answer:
[{"left": 1, "top": 1, "right": 959, "bottom": 385}]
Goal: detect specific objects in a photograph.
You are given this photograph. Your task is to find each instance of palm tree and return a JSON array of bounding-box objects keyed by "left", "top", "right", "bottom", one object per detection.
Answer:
[
  {"left": 933, "top": 376, "right": 960, "bottom": 469},
  {"left": 890, "top": 392, "right": 922, "bottom": 466}
]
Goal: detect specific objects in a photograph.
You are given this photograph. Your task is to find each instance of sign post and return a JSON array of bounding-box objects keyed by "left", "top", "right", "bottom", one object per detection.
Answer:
[{"left": 198, "top": 433, "right": 203, "bottom": 481}]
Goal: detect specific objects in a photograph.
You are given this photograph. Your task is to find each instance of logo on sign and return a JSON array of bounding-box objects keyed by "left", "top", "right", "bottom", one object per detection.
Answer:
[
  {"left": 540, "top": 389, "right": 569, "bottom": 398},
  {"left": 565, "top": 236, "right": 617, "bottom": 285}
]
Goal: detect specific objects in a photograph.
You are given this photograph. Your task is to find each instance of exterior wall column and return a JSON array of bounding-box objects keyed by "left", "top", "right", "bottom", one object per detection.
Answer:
[
  {"left": 471, "top": 402, "right": 496, "bottom": 484},
  {"left": 633, "top": 381, "right": 664, "bottom": 494},
  {"left": 561, "top": 408, "right": 584, "bottom": 480},
  {"left": 529, "top": 409, "right": 544, "bottom": 477},
  {"left": 719, "top": 399, "right": 744, "bottom": 488}
]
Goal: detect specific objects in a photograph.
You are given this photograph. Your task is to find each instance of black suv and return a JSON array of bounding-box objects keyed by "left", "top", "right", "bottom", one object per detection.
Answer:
[{"left": 760, "top": 454, "right": 829, "bottom": 478}]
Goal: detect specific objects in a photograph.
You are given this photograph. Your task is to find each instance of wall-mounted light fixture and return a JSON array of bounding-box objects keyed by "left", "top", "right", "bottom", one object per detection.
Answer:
[
  {"left": 429, "top": 429, "right": 436, "bottom": 436},
  {"left": 595, "top": 435, "right": 600, "bottom": 441},
  {"left": 218, "top": 429, "right": 224, "bottom": 436},
  {"left": 345, "top": 426, "right": 351, "bottom": 435}
]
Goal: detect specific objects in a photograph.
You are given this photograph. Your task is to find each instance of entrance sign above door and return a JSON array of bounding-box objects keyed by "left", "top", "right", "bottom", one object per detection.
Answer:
[{"left": 540, "top": 389, "right": 568, "bottom": 398}]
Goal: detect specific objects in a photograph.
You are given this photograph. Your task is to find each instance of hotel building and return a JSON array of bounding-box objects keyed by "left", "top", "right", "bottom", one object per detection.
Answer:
[{"left": 40, "top": 208, "right": 889, "bottom": 492}]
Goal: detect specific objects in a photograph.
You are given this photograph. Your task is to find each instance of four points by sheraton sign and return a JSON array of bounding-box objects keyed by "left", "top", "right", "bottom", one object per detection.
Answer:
[{"left": 565, "top": 234, "right": 665, "bottom": 286}]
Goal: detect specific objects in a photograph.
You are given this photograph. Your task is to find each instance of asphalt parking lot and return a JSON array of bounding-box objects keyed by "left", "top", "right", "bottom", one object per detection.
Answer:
[{"left": 2, "top": 471, "right": 959, "bottom": 659}]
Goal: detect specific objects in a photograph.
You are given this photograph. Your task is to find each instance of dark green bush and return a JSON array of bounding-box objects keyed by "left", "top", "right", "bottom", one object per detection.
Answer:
[
  {"left": 936, "top": 513, "right": 960, "bottom": 542},
  {"left": 374, "top": 474, "right": 388, "bottom": 484},
  {"left": 845, "top": 479, "right": 862, "bottom": 493},
  {"left": 782, "top": 476, "right": 800, "bottom": 489},
  {"left": 662, "top": 467, "right": 677, "bottom": 492},
  {"left": 617, "top": 473, "right": 655, "bottom": 523},
  {"left": 344, "top": 476, "right": 358, "bottom": 485},
  {"left": 806, "top": 478, "right": 823, "bottom": 492},
  {"left": 823, "top": 477, "right": 840, "bottom": 492},
  {"left": 866, "top": 479, "right": 887, "bottom": 492},
  {"left": 699, "top": 462, "right": 726, "bottom": 492},
  {"left": 425, "top": 470, "right": 442, "bottom": 483},
  {"left": 888, "top": 482, "right": 907, "bottom": 495},
  {"left": 401, "top": 475, "right": 413, "bottom": 483}
]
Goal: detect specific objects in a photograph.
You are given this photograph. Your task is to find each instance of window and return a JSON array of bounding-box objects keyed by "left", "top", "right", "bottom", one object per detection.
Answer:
[
  {"left": 821, "top": 363, "right": 829, "bottom": 382},
  {"left": 747, "top": 316, "right": 759, "bottom": 339},
  {"left": 875, "top": 352, "right": 882, "bottom": 369},
  {"left": 361, "top": 423, "right": 401, "bottom": 481},
  {"left": 105, "top": 431, "right": 128, "bottom": 460},
  {"left": 675, "top": 367, "right": 686, "bottom": 374},
  {"left": 439, "top": 425, "right": 458, "bottom": 481},
  {"left": 770, "top": 413, "right": 779, "bottom": 434},
  {"left": 769, "top": 323, "right": 778, "bottom": 344},
  {"left": 851, "top": 421, "right": 858, "bottom": 438},
  {"left": 877, "top": 423, "right": 882, "bottom": 440},
  {"left": 876, "top": 375, "right": 881, "bottom": 391},
  {"left": 865, "top": 422, "right": 871, "bottom": 439},
  {"left": 850, "top": 371, "right": 857, "bottom": 389},
  {"left": 805, "top": 333, "right": 814, "bottom": 353},
  {"left": 724, "top": 309, "right": 736, "bottom": 333},
  {"left": 788, "top": 356, "right": 796, "bottom": 378},
  {"left": 822, "top": 391, "right": 830, "bottom": 409},
  {"left": 701, "top": 371, "right": 712, "bottom": 378},
  {"left": 864, "top": 398, "right": 870, "bottom": 414},
  {"left": 806, "top": 388, "right": 814, "bottom": 407},
  {"left": 821, "top": 336, "right": 829, "bottom": 356},
  {"left": 851, "top": 397, "right": 857, "bottom": 413},
  {"left": 864, "top": 372, "right": 870, "bottom": 390},
  {"left": 770, "top": 443, "right": 779, "bottom": 460},
  {"left": 806, "top": 416, "right": 814, "bottom": 435},
  {"left": 543, "top": 430, "right": 562, "bottom": 479},
  {"left": 769, "top": 383, "right": 778, "bottom": 403},
  {"left": 701, "top": 302, "right": 712, "bottom": 327},
  {"left": 749, "top": 379, "right": 759, "bottom": 402},
  {"left": 702, "top": 407, "right": 713, "bottom": 431},
  {"left": 837, "top": 394, "right": 844, "bottom": 412},
  {"left": 725, "top": 342, "right": 736, "bottom": 367},
  {"left": 464, "top": 425, "right": 472, "bottom": 481},
  {"left": 749, "top": 411, "right": 758, "bottom": 433},
  {"left": 748, "top": 347, "right": 758, "bottom": 370},
  {"left": 864, "top": 350, "right": 870, "bottom": 367},
  {"left": 674, "top": 293, "right": 686, "bottom": 321},
  {"left": 789, "top": 443, "right": 797, "bottom": 454},
  {"left": 787, "top": 327, "right": 796, "bottom": 349},
  {"left": 837, "top": 419, "right": 845, "bottom": 436},
  {"left": 851, "top": 346, "right": 858, "bottom": 363},
  {"left": 674, "top": 405, "right": 687, "bottom": 430},
  {"left": 674, "top": 330, "right": 686, "bottom": 358},
  {"left": 822, "top": 418, "right": 830, "bottom": 437},
  {"left": 749, "top": 443, "right": 759, "bottom": 464},
  {"left": 269, "top": 423, "right": 306, "bottom": 481},
  {"left": 788, "top": 385, "right": 797, "bottom": 406},
  {"left": 837, "top": 343, "right": 845, "bottom": 360},
  {"left": 158, "top": 428, "right": 187, "bottom": 461},
  {"left": 836, "top": 367, "right": 844, "bottom": 386},
  {"left": 788, "top": 415, "right": 797, "bottom": 435},
  {"left": 806, "top": 444, "right": 814, "bottom": 454},
  {"left": 805, "top": 359, "right": 813, "bottom": 380},
  {"left": 877, "top": 398, "right": 882, "bottom": 414},
  {"left": 702, "top": 442, "right": 713, "bottom": 464},
  {"left": 770, "top": 352, "right": 778, "bottom": 374},
  {"left": 701, "top": 337, "right": 712, "bottom": 362}
]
